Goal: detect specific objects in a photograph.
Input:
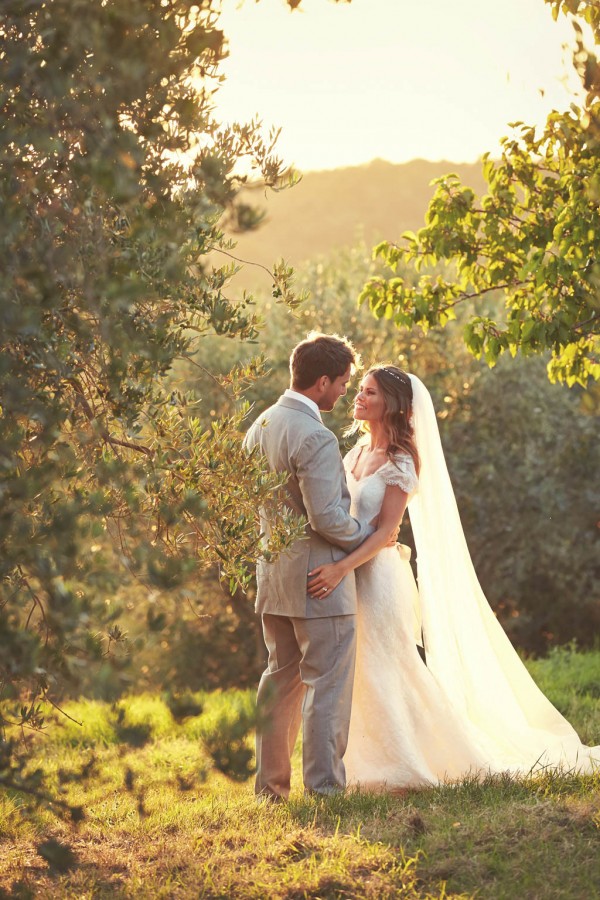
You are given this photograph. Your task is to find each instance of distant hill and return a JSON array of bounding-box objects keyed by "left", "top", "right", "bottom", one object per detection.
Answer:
[{"left": 224, "top": 158, "right": 487, "bottom": 292}]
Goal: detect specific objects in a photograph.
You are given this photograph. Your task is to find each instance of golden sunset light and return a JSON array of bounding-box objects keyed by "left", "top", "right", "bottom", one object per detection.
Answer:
[
  {"left": 217, "top": 0, "right": 580, "bottom": 170},
  {"left": 4, "top": 2, "right": 599, "bottom": 894}
]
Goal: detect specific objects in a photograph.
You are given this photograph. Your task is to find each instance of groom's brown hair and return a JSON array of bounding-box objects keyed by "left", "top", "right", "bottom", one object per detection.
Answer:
[{"left": 290, "top": 332, "right": 360, "bottom": 390}]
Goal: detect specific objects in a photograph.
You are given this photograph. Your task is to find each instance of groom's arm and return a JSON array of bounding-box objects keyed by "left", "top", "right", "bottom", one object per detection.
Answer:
[{"left": 295, "top": 429, "right": 374, "bottom": 553}]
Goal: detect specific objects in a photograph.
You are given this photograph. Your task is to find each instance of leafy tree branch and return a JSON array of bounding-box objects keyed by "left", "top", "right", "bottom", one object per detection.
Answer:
[{"left": 361, "top": 0, "right": 600, "bottom": 387}]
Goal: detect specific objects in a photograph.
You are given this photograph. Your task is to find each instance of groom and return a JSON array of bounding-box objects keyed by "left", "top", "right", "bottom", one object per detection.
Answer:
[{"left": 244, "top": 332, "right": 375, "bottom": 800}]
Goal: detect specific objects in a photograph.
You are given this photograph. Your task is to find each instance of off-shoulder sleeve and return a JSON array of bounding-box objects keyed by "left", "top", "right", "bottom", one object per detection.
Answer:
[{"left": 382, "top": 453, "right": 418, "bottom": 495}]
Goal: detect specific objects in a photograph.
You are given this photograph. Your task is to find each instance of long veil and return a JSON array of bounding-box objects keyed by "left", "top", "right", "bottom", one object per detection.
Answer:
[{"left": 407, "top": 374, "right": 599, "bottom": 773}]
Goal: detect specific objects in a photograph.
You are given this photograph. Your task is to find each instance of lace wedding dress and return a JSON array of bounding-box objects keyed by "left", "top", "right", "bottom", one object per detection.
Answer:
[{"left": 342, "top": 378, "right": 599, "bottom": 789}]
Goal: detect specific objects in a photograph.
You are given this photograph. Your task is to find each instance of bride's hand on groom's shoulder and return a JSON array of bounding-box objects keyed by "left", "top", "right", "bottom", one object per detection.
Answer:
[{"left": 307, "top": 562, "right": 347, "bottom": 599}]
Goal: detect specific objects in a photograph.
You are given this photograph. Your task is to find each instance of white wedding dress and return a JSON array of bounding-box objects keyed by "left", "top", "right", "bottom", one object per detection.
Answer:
[{"left": 342, "top": 375, "right": 599, "bottom": 789}]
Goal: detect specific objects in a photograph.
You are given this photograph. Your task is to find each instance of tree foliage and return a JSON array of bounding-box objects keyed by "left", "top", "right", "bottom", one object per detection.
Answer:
[
  {"left": 445, "top": 355, "right": 599, "bottom": 653},
  {"left": 0, "top": 0, "right": 309, "bottom": 779},
  {"left": 360, "top": 0, "right": 600, "bottom": 388}
]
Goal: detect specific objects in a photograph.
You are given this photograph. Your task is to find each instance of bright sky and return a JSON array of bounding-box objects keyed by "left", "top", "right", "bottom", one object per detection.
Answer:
[{"left": 215, "top": 0, "right": 581, "bottom": 172}]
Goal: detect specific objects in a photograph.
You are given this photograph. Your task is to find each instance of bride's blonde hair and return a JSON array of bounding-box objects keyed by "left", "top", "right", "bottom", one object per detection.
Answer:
[{"left": 347, "top": 364, "right": 420, "bottom": 474}]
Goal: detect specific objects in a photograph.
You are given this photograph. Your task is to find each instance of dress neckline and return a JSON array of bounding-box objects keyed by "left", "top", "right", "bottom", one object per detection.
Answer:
[
  {"left": 349, "top": 445, "right": 391, "bottom": 483},
  {"left": 348, "top": 466, "right": 388, "bottom": 483}
]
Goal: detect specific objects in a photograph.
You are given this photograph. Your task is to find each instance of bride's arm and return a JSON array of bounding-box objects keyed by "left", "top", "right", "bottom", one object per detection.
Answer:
[{"left": 307, "top": 484, "right": 408, "bottom": 598}]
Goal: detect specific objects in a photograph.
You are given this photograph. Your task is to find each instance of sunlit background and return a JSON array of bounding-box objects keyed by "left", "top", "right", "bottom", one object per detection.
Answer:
[{"left": 216, "top": 0, "right": 580, "bottom": 171}]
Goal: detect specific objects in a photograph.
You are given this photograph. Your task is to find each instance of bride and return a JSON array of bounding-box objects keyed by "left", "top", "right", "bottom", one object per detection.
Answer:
[{"left": 307, "top": 365, "right": 599, "bottom": 788}]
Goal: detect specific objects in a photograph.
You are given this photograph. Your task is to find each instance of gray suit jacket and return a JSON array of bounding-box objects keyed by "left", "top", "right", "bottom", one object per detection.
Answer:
[{"left": 244, "top": 396, "right": 373, "bottom": 618}]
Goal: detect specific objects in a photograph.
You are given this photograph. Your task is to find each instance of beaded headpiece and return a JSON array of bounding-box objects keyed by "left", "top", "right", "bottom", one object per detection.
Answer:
[{"left": 378, "top": 366, "right": 413, "bottom": 397}]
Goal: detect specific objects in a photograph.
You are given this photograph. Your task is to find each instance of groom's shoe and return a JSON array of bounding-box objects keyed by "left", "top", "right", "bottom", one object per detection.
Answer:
[
  {"left": 256, "top": 789, "right": 286, "bottom": 805},
  {"left": 304, "top": 784, "right": 346, "bottom": 799}
]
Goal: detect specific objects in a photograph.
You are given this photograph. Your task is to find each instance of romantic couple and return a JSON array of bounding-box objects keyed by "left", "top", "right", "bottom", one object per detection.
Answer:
[{"left": 244, "top": 332, "right": 598, "bottom": 800}]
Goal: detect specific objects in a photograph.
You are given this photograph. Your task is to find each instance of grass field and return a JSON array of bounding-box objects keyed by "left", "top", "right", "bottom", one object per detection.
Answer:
[{"left": 1, "top": 646, "right": 599, "bottom": 899}]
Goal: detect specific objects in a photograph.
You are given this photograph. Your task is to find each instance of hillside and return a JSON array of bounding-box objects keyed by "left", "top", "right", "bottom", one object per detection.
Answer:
[{"left": 224, "top": 158, "right": 487, "bottom": 292}]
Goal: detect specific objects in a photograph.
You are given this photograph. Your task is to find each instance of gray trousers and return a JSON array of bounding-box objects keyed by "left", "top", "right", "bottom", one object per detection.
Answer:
[{"left": 255, "top": 612, "right": 357, "bottom": 799}]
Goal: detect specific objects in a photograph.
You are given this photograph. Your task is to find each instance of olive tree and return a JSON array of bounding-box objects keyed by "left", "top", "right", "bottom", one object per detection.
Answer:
[{"left": 0, "top": 0, "right": 307, "bottom": 800}]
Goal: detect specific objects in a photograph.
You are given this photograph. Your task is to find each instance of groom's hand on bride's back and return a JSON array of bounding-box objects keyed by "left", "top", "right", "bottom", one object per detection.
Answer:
[
  {"left": 369, "top": 515, "right": 400, "bottom": 547},
  {"left": 387, "top": 522, "right": 401, "bottom": 546}
]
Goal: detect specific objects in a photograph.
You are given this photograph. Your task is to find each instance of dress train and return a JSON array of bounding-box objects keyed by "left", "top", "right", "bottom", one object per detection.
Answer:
[{"left": 343, "top": 395, "right": 599, "bottom": 789}]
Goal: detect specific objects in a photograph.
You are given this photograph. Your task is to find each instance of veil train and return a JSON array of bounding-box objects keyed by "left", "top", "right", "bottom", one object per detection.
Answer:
[{"left": 407, "top": 374, "right": 599, "bottom": 773}]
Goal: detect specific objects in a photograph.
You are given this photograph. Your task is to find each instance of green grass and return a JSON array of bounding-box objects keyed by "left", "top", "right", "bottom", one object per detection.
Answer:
[
  {"left": 1, "top": 651, "right": 599, "bottom": 899},
  {"left": 526, "top": 644, "right": 600, "bottom": 746}
]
